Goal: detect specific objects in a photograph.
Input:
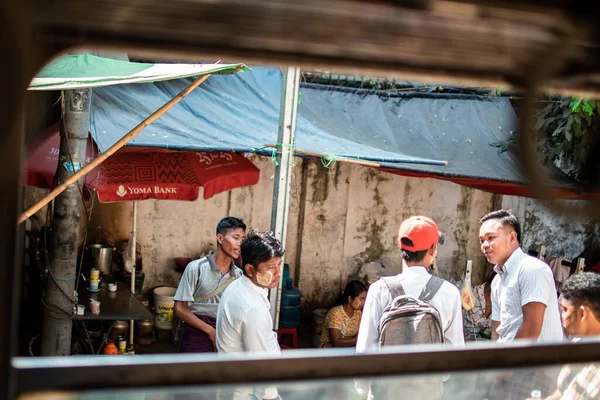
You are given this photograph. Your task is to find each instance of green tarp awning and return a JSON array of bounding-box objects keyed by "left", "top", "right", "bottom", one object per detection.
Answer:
[{"left": 28, "top": 54, "right": 248, "bottom": 91}]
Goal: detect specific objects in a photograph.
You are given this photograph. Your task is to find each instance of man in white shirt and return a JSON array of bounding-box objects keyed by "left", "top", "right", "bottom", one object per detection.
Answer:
[
  {"left": 216, "top": 230, "right": 284, "bottom": 399},
  {"left": 479, "top": 209, "right": 562, "bottom": 399},
  {"left": 356, "top": 216, "right": 464, "bottom": 399}
]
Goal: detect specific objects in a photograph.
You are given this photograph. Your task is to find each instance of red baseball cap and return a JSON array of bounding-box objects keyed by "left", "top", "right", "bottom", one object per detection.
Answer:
[{"left": 398, "top": 216, "right": 444, "bottom": 251}]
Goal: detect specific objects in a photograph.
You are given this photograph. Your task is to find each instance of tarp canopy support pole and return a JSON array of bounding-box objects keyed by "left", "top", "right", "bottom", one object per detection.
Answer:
[
  {"left": 41, "top": 89, "right": 91, "bottom": 356},
  {"left": 269, "top": 67, "right": 300, "bottom": 329}
]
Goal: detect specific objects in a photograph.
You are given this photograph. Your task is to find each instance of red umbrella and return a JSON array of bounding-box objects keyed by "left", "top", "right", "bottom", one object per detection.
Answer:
[
  {"left": 25, "top": 122, "right": 261, "bottom": 202},
  {"left": 93, "top": 148, "right": 260, "bottom": 202},
  {"left": 23, "top": 121, "right": 98, "bottom": 189}
]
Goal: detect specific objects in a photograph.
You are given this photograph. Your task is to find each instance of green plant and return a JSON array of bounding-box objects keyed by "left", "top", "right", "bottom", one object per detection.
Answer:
[
  {"left": 490, "top": 96, "right": 600, "bottom": 179},
  {"left": 536, "top": 97, "right": 599, "bottom": 177}
]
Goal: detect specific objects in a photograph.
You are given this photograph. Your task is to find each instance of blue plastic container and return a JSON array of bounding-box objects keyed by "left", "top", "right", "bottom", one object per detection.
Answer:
[{"left": 278, "top": 278, "right": 302, "bottom": 328}]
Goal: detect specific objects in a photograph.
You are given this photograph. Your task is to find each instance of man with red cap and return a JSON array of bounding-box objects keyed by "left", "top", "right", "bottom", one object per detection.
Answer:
[
  {"left": 357, "top": 215, "right": 465, "bottom": 350},
  {"left": 356, "top": 216, "right": 464, "bottom": 399}
]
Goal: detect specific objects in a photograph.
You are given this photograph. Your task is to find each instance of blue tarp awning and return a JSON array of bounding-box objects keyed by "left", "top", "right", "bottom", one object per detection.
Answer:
[{"left": 90, "top": 67, "right": 589, "bottom": 198}]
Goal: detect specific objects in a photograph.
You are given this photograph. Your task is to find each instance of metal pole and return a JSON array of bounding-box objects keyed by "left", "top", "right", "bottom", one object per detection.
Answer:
[
  {"left": 41, "top": 89, "right": 91, "bottom": 356},
  {"left": 269, "top": 67, "right": 300, "bottom": 328},
  {"left": 130, "top": 201, "right": 137, "bottom": 349}
]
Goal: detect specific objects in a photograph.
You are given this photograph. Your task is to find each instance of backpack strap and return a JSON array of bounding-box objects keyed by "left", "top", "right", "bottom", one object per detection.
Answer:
[
  {"left": 194, "top": 275, "right": 235, "bottom": 302},
  {"left": 381, "top": 276, "right": 405, "bottom": 299},
  {"left": 418, "top": 276, "right": 445, "bottom": 302}
]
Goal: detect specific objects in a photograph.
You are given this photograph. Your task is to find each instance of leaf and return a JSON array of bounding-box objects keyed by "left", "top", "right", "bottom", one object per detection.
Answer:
[
  {"left": 553, "top": 126, "right": 565, "bottom": 136},
  {"left": 535, "top": 118, "right": 546, "bottom": 131},
  {"left": 570, "top": 98, "right": 583, "bottom": 112},
  {"left": 582, "top": 101, "right": 594, "bottom": 116},
  {"left": 565, "top": 131, "right": 572, "bottom": 141}
]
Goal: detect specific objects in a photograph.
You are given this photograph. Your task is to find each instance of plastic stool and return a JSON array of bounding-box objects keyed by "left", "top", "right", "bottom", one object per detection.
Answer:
[{"left": 277, "top": 328, "right": 298, "bottom": 349}]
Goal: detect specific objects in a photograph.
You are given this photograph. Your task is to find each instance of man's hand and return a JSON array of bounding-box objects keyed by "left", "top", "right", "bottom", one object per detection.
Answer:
[{"left": 205, "top": 326, "right": 217, "bottom": 346}]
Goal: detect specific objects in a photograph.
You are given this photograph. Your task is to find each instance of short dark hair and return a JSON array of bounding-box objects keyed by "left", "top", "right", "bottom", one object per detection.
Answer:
[
  {"left": 241, "top": 230, "right": 285, "bottom": 272},
  {"left": 479, "top": 209, "right": 521, "bottom": 244},
  {"left": 216, "top": 217, "right": 246, "bottom": 236},
  {"left": 343, "top": 280, "right": 367, "bottom": 303},
  {"left": 560, "top": 272, "right": 600, "bottom": 320},
  {"left": 401, "top": 238, "right": 428, "bottom": 263}
]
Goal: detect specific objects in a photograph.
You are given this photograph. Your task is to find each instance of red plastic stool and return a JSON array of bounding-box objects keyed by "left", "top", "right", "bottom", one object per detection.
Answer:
[{"left": 277, "top": 328, "right": 298, "bottom": 349}]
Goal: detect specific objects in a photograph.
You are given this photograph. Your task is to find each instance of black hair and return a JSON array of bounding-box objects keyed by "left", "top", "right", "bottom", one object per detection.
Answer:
[
  {"left": 334, "top": 280, "right": 367, "bottom": 306},
  {"left": 479, "top": 209, "right": 522, "bottom": 244},
  {"left": 216, "top": 217, "right": 246, "bottom": 236},
  {"left": 241, "top": 229, "right": 285, "bottom": 273},
  {"left": 400, "top": 238, "right": 429, "bottom": 263},
  {"left": 560, "top": 272, "right": 600, "bottom": 320}
]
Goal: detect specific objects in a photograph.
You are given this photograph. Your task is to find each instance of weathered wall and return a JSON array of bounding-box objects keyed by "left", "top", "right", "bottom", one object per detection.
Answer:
[
  {"left": 502, "top": 195, "right": 600, "bottom": 260},
  {"left": 297, "top": 161, "right": 494, "bottom": 310},
  {"left": 88, "top": 155, "right": 496, "bottom": 312}
]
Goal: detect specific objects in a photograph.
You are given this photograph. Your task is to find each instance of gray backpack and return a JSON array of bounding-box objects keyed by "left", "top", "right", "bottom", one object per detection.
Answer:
[{"left": 378, "top": 276, "right": 445, "bottom": 347}]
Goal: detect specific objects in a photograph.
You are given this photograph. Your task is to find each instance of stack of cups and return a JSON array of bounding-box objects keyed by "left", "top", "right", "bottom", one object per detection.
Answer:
[{"left": 90, "top": 269, "right": 100, "bottom": 291}]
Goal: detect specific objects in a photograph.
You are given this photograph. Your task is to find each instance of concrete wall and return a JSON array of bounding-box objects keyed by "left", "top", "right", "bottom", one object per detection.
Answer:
[
  {"left": 296, "top": 161, "right": 494, "bottom": 310},
  {"left": 502, "top": 195, "right": 600, "bottom": 260},
  {"left": 88, "top": 156, "right": 496, "bottom": 313}
]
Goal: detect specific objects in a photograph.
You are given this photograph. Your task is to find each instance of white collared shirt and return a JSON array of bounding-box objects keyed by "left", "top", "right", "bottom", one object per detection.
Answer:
[
  {"left": 356, "top": 266, "right": 465, "bottom": 353},
  {"left": 216, "top": 276, "right": 280, "bottom": 399},
  {"left": 491, "top": 247, "right": 563, "bottom": 343},
  {"left": 216, "top": 275, "right": 281, "bottom": 355}
]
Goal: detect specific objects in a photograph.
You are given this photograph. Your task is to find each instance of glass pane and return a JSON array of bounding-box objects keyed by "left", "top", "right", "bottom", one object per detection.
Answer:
[{"left": 19, "top": 362, "right": 598, "bottom": 400}]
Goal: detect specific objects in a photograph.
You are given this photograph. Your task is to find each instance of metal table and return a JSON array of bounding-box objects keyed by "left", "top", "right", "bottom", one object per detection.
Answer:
[
  {"left": 74, "top": 281, "right": 153, "bottom": 354},
  {"left": 75, "top": 281, "right": 152, "bottom": 321}
]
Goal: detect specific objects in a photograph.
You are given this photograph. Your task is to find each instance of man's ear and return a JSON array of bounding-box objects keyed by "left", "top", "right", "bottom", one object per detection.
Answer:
[
  {"left": 580, "top": 304, "right": 592, "bottom": 321},
  {"left": 217, "top": 233, "right": 224, "bottom": 245},
  {"left": 244, "top": 263, "right": 254, "bottom": 277},
  {"left": 429, "top": 243, "right": 437, "bottom": 256}
]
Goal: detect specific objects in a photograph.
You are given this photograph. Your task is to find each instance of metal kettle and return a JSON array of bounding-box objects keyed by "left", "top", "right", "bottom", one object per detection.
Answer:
[
  {"left": 109, "top": 320, "right": 129, "bottom": 342},
  {"left": 86, "top": 244, "right": 115, "bottom": 275}
]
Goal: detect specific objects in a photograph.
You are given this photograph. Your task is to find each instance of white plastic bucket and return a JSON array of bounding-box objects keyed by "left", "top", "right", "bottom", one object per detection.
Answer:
[{"left": 153, "top": 287, "right": 177, "bottom": 330}]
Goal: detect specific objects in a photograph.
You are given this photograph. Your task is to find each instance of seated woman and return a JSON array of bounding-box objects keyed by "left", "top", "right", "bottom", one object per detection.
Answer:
[{"left": 319, "top": 280, "right": 367, "bottom": 348}]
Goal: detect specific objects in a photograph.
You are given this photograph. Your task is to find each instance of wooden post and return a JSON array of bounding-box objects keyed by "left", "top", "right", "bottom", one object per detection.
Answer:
[
  {"left": 576, "top": 258, "right": 586, "bottom": 274},
  {"left": 538, "top": 245, "right": 547, "bottom": 261},
  {"left": 269, "top": 67, "right": 300, "bottom": 328}
]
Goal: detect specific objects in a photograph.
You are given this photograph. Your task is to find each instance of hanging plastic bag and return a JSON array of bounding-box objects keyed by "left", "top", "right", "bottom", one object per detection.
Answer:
[
  {"left": 123, "top": 232, "right": 135, "bottom": 274},
  {"left": 459, "top": 260, "right": 475, "bottom": 311}
]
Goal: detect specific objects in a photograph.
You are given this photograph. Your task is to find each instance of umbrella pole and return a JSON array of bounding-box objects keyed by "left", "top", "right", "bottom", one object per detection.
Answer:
[
  {"left": 130, "top": 200, "right": 137, "bottom": 350},
  {"left": 18, "top": 70, "right": 216, "bottom": 224}
]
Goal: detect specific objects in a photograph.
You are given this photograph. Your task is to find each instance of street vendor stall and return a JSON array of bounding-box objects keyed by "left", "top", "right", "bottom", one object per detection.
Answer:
[{"left": 20, "top": 54, "right": 250, "bottom": 356}]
